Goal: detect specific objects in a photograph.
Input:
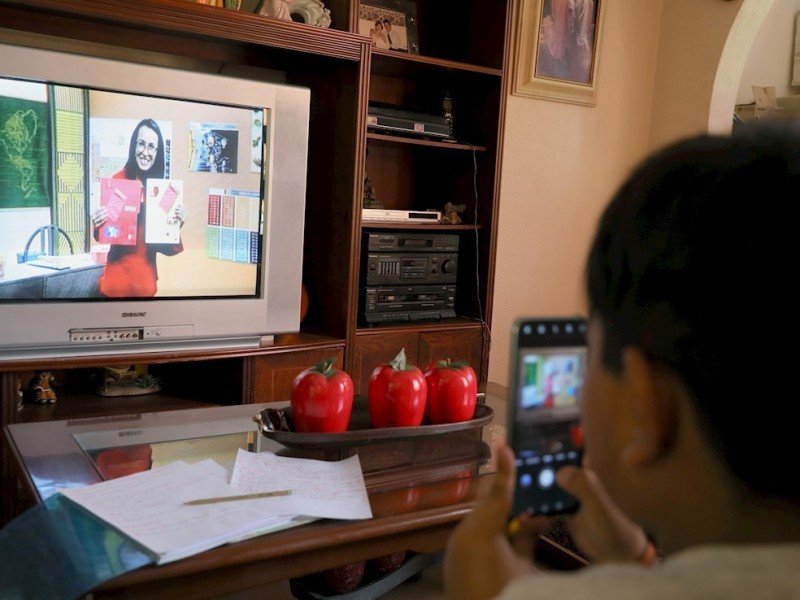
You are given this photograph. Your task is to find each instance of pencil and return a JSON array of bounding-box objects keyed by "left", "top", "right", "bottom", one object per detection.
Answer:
[
  {"left": 507, "top": 516, "right": 523, "bottom": 537},
  {"left": 184, "top": 490, "right": 292, "bottom": 505}
]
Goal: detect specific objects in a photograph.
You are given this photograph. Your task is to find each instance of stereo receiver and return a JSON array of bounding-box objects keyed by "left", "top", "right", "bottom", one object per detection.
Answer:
[
  {"left": 360, "top": 232, "right": 460, "bottom": 324},
  {"left": 365, "top": 232, "right": 459, "bottom": 252},
  {"left": 363, "top": 285, "right": 456, "bottom": 324},
  {"left": 365, "top": 253, "right": 458, "bottom": 285}
]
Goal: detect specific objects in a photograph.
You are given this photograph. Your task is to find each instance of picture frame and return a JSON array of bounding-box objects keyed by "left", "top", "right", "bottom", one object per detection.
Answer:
[
  {"left": 512, "top": 0, "right": 605, "bottom": 106},
  {"left": 358, "top": 0, "right": 418, "bottom": 55},
  {"left": 792, "top": 12, "right": 800, "bottom": 87}
]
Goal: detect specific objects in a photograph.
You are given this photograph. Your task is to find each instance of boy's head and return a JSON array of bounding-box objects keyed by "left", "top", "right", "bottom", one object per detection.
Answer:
[{"left": 584, "top": 123, "right": 800, "bottom": 504}]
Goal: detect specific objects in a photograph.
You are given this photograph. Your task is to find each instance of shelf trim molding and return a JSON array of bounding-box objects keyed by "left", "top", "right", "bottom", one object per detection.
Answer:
[{"left": 0, "top": 0, "right": 369, "bottom": 61}]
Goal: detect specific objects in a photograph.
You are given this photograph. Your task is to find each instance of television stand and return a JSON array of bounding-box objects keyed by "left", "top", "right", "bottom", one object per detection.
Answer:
[{"left": 0, "top": 332, "right": 345, "bottom": 524}]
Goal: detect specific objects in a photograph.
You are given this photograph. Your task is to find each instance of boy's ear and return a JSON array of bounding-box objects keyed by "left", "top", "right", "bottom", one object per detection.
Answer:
[{"left": 619, "top": 348, "right": 678, "bottom": 467}]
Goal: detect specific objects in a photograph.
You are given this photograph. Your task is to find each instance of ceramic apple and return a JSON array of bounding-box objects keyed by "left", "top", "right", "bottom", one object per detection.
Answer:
[
  {"left": 423, "top": 359, "right": 478, "bottom": 424},
  {"left": 290, "top": 358, "right": 354, "bottom": 432},
  {"left": 367, "top": 348, "right": 427, "bottom": 427}
]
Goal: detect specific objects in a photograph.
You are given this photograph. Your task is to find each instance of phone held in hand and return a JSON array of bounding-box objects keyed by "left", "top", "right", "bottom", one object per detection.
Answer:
[{"left": 507, "top": 316, "right": 587, "bottom": 516}]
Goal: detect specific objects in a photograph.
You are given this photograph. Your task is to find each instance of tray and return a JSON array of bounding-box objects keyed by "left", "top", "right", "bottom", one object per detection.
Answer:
[
  {"left": 253, "top": 397, "right": 493, "bottom": 450},
  {"left": 289, "top": 551, "right": 444, "bottom": 600}
]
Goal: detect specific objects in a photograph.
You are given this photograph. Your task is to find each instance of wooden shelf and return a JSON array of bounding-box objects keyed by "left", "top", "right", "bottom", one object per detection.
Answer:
[
  {"left": 0, "top": 333, "right": 344, "bottom": 373},
  {"left": 356, "top": 317, "right": 484, "bottom": 337},
  {"left": 361, "top": 223, "right": 482, "bottom": 231},
  {"left": 371, "top": 49, "right": 504, "bottom": 78},
  {"left": 14, "top": 393, "right": 217, "bottom": 424},
  {"left": 0, "top": 0, "right": 367, "bottom": 61},
  {"left": 367, "top": 132, "right": 487, "bottom": 152}
]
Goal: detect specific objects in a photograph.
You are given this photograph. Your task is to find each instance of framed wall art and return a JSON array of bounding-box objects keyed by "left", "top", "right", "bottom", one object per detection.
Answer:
[
  {"left": 793, "top": 12, "right": 800, "bottom": 87},
  {"left": 512, "top": 0, "right": 605, "bottom": 106},
  {"left": 358, "top": 0, "right": 418, "bottom": 54}
]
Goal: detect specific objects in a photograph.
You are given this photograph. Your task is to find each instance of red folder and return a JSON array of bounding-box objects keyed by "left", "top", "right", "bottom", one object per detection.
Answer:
[{"left": 97, "top": 178, "right": 142, "bottom": 245}]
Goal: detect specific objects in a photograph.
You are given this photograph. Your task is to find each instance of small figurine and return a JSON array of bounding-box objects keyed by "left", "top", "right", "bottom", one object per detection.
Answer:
[
  {"left": 96, "top": 365, "right": 161, "bottom": 397},
  {"left": 30, "top": 371, "right": 57, "bottom": 404},
  {"left": 362, "top": 146, "right": 383, "bottom": 209},
  {"left": 257, "top": 0, "right": 331, "bottom": 28},
  {"left": 441, "top": 202, "right": 466, "bottom": 225},
  {"left": 362, "top": 174, "right": 383, "bottom": 209},
  {"left": 16, "top": 378, "right": 24, "bottom": 411}
]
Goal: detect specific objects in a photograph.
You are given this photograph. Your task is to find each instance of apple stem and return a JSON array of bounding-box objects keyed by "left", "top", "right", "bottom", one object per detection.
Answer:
[
  {"left": 390, "top": 348, "right": 409, "bottom": 371},
  {"left": 437, "top": 358, "right": 468, "bottom": 369},
  {"left": 313, "top": 357, "right": 338, "bottom": 378}
]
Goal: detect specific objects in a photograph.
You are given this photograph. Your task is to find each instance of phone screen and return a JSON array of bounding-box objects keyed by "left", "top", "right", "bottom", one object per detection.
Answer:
[{"left": 508, "top": 318, "right": 587, "bottom": 516}]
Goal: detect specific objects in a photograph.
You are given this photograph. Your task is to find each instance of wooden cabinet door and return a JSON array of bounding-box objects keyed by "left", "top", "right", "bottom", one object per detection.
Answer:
[
  {"left": 418, "top": 329, "right": 485, "bottom": 378},
  {"left": 351, "top": 327, "right": 485, "bottom": 395},
  {"left": 249, "top": 347, "right": 344, "bottom": 403},
  {"left": 350, "top": 331, "right": 420, "bottom": 395}
]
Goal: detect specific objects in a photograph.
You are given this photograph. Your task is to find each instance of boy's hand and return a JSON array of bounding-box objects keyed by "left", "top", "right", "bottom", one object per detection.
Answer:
[
  {"left": 557, "top": 464, "right": 649, "bottom": 563},
  {"left": 444, "top": 440, "right": 547, "bottom": 600}
]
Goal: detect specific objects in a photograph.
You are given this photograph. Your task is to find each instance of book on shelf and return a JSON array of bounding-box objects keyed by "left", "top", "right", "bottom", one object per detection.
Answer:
[{"left": 187, "top": 0, "right": 240, "bottom": 8}]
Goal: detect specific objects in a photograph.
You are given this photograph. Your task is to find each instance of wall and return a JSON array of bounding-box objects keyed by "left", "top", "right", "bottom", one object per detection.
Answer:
[
  {"left": 488, "top": 0, "right": 769, "bottom": 386},
  {"left": 488, "top": 0, "right": 662, "bottom": 385},
  {"left": 736, "top": 0, "right": 800, "bottom": 103}
]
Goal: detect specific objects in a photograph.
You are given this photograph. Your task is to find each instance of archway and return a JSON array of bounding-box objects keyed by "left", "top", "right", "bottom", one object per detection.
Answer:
[
  {"left": 710, "top": 0, "right": 777, "bottom": 133},
  {"left": 648, "top": 0, "right": 774, "bottom": 149}
]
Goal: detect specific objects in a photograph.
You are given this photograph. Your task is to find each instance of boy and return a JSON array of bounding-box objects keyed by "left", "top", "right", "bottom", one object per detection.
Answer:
[{"left": 445, "top": 124, "right": 800, "bottom": 599}]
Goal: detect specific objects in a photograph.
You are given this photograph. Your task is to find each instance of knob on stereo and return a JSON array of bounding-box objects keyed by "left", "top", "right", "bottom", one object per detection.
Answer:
[{"left": 440, "top": 259, "right": 456, "bottom": 275}]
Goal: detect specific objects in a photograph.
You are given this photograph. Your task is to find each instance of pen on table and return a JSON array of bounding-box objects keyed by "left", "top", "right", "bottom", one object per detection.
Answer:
[{"left": 184, "top": 490, "right": 292, "bottom": 506}]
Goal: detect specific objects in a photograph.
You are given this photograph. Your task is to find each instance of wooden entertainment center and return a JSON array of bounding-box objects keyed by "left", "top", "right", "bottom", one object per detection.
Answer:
[{"left": 0, "top": 0, "right": 512, "bottom": 524}]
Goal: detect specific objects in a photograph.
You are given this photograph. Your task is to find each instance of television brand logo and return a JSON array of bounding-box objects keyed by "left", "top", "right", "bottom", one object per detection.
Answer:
[{"left": 122, "top": 312, "right": 147, "bottom": 318}]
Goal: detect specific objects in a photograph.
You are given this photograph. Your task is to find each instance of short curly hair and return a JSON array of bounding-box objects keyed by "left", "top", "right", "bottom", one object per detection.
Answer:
[{"left": 585, "top": 122, "right": 800, "bottom": 502}]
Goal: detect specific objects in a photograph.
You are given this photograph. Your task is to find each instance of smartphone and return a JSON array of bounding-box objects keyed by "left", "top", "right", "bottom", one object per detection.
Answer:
[{"left": 507, "top": 316, "right": 587, "bottom": 516}]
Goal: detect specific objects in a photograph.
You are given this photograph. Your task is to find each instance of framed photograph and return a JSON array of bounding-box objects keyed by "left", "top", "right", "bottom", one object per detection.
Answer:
[
  {"left": 512, "top": 0, "right": 605, "bottom": 106},
  {"left": 358, "top": 0, "right": 418, "bottom": 54}
]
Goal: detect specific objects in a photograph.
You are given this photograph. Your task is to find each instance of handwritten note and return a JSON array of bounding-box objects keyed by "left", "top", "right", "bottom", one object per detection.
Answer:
[
  {"left": 59, "top": 460, "right": 297, "bottom": 564},
  {"left": 230, "top": 450, "right": 373, "bottom": 520},
  {"left": 57, "top": 451, "right": 372, "bottom": 565}
]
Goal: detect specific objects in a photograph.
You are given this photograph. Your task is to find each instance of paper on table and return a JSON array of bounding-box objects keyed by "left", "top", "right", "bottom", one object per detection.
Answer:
[
  {"left": 58, "top": 451, "right": 372, "bottom": 566},
  {"left": 59, "top": 459, "right": 297, "bottom": 565},
  {"left": 230, "top": 449, "right": 373, "bottom": 520}
]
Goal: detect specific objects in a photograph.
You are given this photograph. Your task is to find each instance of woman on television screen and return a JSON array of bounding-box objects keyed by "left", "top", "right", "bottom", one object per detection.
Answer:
[{"left": 91, "top": 118, "right": 187, "bottom": 297}]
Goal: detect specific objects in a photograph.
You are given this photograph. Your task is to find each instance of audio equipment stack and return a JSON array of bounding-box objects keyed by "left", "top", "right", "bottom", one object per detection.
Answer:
[{"left": 361, "top": 232, "right": 459, "bottom": 324}]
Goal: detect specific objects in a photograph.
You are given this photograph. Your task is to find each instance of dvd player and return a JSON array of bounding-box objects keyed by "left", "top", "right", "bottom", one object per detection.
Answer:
[
  {"left": 367, "top": 104, "right": 452, "bottom": 139},
  {"left": 362, "top": 209, "right": 441, "bottom": 223}
]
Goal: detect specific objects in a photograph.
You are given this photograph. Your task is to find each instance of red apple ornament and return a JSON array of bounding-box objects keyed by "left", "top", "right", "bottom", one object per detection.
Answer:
[
  {"left": 290, "top": 357, "right": 354, "bottom": 432},
  {"left": 322, "top": 561, "right": 365, "bottom": 593},
  {"left": 423, "top": 359, "right": 478, "bottom": 424},
  {"left": 368, "top": 348, "right": 427, "bottom": 427}
]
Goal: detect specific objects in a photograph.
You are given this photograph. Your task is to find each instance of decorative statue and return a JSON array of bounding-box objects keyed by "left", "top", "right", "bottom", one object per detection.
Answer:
[
  {"left": 30, "top": 371, "right": 57, "bottom": 404},
  {"left": 258, "top": 0, "right": 331, "bottom": 28},
  {"left": 441, "top": 202, "right": 466, "bottom": 225},
  {"left": 362, "top": 173, "right": 383, "bottom": 209},
  {"left": 16, "top": 378, "right": 24, "bottom": 411},
  {"left": 97, "top": 365, "right": 161, "bottom": 397}
]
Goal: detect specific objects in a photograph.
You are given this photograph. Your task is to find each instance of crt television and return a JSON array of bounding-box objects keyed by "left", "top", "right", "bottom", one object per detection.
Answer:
[{"left": 0, "top": 42, "right": 310, "bottom": 361}]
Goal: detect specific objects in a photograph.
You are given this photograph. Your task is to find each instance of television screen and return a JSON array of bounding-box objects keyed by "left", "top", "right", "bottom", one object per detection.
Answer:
[
  {"left": 512, "top": 347, "right": 585, "bottom": 457},
  {"left": 1, "top": 77, "right": 267, "bottom": 300},
  {"left": 0, "top": 42, "right": 309, "bottom": 360}
]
